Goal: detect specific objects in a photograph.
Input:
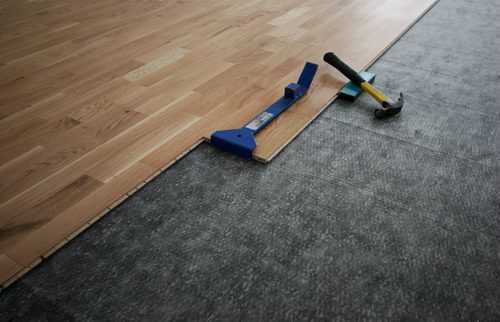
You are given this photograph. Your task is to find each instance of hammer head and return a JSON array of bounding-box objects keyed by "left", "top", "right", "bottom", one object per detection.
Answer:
[{"left": 374, "top": 92, "right": 404, "bottom": 118}]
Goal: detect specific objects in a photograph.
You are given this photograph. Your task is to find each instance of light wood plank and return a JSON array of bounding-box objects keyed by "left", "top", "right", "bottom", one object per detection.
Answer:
[{"left": 122, "top": 48, "right": 190, "bottom": 83}]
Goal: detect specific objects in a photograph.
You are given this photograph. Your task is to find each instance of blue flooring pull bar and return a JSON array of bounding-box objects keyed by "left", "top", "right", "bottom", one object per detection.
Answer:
[{"left": 211, "top": 62, "right": 318, "bottom": 160}]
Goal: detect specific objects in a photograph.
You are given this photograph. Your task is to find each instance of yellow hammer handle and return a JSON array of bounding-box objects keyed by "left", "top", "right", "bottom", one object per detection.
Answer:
[{"left": 360, "top": 82, "right": 389, "bottom": 104}]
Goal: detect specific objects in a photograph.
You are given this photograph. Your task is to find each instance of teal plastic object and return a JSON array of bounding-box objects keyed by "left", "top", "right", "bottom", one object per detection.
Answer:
[{"left": 338, "top": 71, "right": 376, "bottom": 102}]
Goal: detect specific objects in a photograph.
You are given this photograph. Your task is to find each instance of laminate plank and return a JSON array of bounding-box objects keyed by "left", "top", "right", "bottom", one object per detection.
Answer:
[
  {"left": 123, "top": 48, "right": 190, "bottom": 83},
  {"left": 0, "top": 0, "right": 439, "bottom": 286},
  {"left": 254, "top": 77, "right": 307, "bottom": 114},
  {"left": 0, "top": 134, "right": 96, "bottom": 206},
  {"left": 135, "top": 51, "right": 207, "bottom": 87},
  {"left": 0, "top": 62, "right": 45, "bottom": 86},
  {"left": 0, "top": 117, "right": 49, "bottom": 151},
  {"left": 194, "top": 59, "right": 273, "bottom": 98},
  {"left": 119, "top": 74, "right": 185, "bottom": 109},
  {"left": 0, "top": 175, "right": 103, "bottom": 246},
  {"left": 125, "top": 94, "right": 174, "bottom": 117},
  {"left": 135, "top": 34, "right": 200, "bottom": 64},
  {"left": 32, "top": 94, "right": 82, "bottom": 122},
  {"left": 226, "top": 84, "right": 268, "bottom": 111},
  {"left": 64, "top": 60, "right": 145, "bottom": 97},
  {"left": 85, "top": 110, "right": 200, "bottom": 183},
  {"left": 0, "top": 146, "right": 53, "bottom": 202},
  {"left": 41, "top": 37, "right": 112, "bottom": 68},
  {"left": 0, "top": 25, "right": 83, "bottom": 63},
  {"left": 41, "top": 106, "right": 147, "bottom": 160},
  {"left": 0, "top": 22, "right": 47, "bottom": 43},
  {"left": 166, "top": 59, "right": 235, "bottom": 99},
  {"left": 0, "top": 108, "right": 147, "bottom": 218},
  {"left": 5, "top": 161, "right": 156, "bottom": 267},
  {"left": 104, "top": 17, "right": 172, "bottom": 44},
  {"left": 66, "top": 79, "right": 145, "bottom": 118},
  {"left": 7, "top": 41, "right": 80, "bottom": 71},
  {"left": 260, "top": 41, "right": 321, "bottom": 69},
  {"left": 269, "top": 6, "right": 312, "bottom": 26},
  {"left": 0, "top": 69, "right": 78, "bottom": 108},
  {"left": 0, "top": 2, "right": 67, "bottom": 31},
  {"left": 0, "top": 255, "right": 22, "bottom": 286},
  {"left": 0, "top": 115, "right": 84, "bottom": 168},
  {"left": 256, "top": 57, "right": 305, "bottom": 90}
]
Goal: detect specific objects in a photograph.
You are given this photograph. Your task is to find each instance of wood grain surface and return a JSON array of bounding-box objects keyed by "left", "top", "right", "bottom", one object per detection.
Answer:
[{"left": 0, "top": 0, "right": 438, "bottom": 287}]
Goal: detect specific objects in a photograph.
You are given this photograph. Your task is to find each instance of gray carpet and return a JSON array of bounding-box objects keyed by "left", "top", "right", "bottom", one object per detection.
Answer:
[{"left": 2, "top": 0, "right": 500, "bottom": 320}]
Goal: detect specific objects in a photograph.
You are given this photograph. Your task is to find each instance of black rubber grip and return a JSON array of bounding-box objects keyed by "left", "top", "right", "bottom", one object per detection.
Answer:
[{"left": 323, "top": 52, "right": 365, "bottom": 86}]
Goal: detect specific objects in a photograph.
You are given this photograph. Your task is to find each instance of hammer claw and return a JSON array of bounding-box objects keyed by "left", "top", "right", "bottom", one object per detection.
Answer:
[{"left": 375, "top": 92, "right": 404, "bottom": 118}]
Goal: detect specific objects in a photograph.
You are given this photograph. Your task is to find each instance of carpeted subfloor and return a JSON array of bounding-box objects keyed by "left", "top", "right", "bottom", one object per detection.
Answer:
[{"left": 1, "top": 0, "right": 499, "bottom": 320}]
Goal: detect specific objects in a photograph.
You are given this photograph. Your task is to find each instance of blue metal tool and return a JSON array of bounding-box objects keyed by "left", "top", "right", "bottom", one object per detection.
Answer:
[{"left": 211, "top": 62, "right": 318, "bottom": 160}]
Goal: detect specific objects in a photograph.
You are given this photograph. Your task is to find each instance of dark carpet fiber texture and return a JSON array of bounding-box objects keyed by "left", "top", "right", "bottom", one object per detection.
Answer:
[{"left": 2, "top": 0, "right": 499, "bottom": 320}]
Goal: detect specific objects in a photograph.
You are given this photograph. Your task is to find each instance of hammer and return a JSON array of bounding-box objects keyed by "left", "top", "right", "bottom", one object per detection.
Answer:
[{"left": 324, "top": 52, "right": 404, "bottom": 118}]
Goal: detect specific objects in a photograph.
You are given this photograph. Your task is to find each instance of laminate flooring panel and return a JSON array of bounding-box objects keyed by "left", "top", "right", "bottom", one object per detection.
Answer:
[{"left": 0, "top": 0, "right": 438, "bottom": 286}]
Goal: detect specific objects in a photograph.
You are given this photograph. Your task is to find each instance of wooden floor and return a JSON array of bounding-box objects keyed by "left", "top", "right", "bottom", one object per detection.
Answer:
[{"left": 0, "top": 0, "right": 438, "bottom": 287}]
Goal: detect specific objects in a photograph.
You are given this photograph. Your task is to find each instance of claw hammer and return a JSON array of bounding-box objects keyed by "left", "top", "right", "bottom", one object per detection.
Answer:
[{"left": 324, "top": 52, "right": 404, "bottom": 118}]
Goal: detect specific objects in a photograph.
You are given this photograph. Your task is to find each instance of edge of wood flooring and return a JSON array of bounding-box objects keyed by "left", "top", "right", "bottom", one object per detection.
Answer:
[
  {"left": 0, "top": 0, "right": 440, "bottom": 291},
  {"left": 0, "top": 139, "right": 205, "bottom": 291},
  {"left": 259, "top": 0, "right": 441, "bottom": 163}
]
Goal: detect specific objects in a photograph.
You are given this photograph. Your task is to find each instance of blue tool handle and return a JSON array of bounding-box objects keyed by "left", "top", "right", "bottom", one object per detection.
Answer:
[
  {"left": 243, "top": 91, "right": 298, "bottom": 135},
  {"left": 243, "top": 62, "right": 318, "bottom": 135}
]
